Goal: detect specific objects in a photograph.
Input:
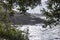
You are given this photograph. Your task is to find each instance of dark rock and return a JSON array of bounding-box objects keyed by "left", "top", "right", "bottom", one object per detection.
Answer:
[{"left": 9, "top": 13, "right": 44, "bottom": 25}]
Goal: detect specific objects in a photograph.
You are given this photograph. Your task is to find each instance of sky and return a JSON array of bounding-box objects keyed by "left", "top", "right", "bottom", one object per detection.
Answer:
[
  {"left": 12, "top": 0, "right": 47, "bottom": 19},
  {"left": 27, "top": 0, "right": 47, "bottom": 14},
  {"left": 13, "top": 0, "right": 47, "bottom": 14}
]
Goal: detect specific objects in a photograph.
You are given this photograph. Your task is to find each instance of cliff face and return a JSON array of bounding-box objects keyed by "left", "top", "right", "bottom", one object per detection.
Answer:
[{"left": 9, "top": 13, "right": 44, "bottom": 25}]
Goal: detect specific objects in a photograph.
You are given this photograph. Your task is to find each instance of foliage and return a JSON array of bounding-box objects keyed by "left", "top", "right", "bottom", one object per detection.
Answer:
[
  {"left": 0, "top": 23, "right": 27, "bottom": 40},
  {"left": 42, "top": 0, "right": 60, "bottom": 28},
  {"left": 0, "top": 0, "right": 41, "bottom": 15},
  {"left": 0, "top": 0, "right": 41, "bottom": 40}
]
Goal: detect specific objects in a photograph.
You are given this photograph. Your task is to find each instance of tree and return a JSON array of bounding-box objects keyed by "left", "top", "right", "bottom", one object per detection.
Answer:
[
  {"left": 0, "top": 6, "right": 27, "bottom": 40},
  {"left": 42, "top": 0, "right": 60, "bottom": 28},
  {"left": 0, "top": 0, "right": 41, "bottom": 40}
]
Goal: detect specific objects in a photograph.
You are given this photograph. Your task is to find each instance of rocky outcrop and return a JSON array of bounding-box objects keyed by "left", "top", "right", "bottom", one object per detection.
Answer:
[{"left": 9, "top": 13, "right": 44, "bottom": 25}]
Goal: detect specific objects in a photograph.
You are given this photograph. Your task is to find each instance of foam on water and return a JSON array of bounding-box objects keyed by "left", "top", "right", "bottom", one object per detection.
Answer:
[{"left": 17, "top": 24, "right": 60, "bottom": 40}]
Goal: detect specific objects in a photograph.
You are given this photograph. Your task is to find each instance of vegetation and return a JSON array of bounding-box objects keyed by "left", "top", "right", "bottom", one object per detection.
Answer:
[
  {"left": 0, "top": 0, "right": 60, "bottom": 39},
  {"left": 0, "top": 0, "right": 41, "bottom": 40},
  {"left": 0, "top": 23, "right": 26, "bottom": 40},
  {"left": 42, "top": 0, "right": 60, "bottom": 28}
]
